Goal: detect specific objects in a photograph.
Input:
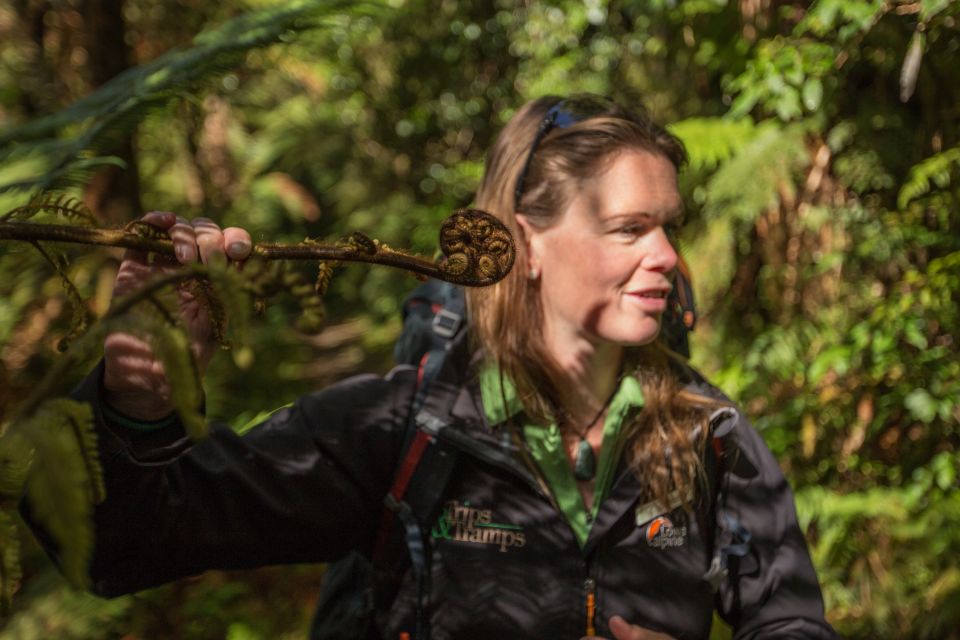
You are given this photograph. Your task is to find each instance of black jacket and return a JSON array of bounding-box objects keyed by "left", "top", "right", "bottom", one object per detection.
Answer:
[{"left": 30, "top": 350, "right": 837, "bottom": 640}]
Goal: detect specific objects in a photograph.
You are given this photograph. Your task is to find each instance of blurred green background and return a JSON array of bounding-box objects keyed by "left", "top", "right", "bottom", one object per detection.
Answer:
[{"left": 0, "top": 0, "right": 958, "bottom": 637}]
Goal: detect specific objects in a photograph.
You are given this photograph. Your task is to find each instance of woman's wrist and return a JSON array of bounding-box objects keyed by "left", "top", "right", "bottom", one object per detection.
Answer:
[{"left": 102, "top": 389, "right": 176, "bottom": 423}]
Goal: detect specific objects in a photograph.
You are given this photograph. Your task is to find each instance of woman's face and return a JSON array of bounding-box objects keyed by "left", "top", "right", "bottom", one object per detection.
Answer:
[{"left": 522, "top": 150, "right": 682, "bottom": 350}]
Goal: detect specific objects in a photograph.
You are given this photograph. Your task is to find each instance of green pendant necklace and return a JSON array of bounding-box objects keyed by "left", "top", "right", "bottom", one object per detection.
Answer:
[{"left": 568, "top": 395, "right": 613, "bottom": 482}]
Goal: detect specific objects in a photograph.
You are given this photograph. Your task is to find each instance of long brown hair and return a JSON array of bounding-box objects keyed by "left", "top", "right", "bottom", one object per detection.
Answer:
[{"left": 468, "top": 96, "right": 720, "bottom": 509}]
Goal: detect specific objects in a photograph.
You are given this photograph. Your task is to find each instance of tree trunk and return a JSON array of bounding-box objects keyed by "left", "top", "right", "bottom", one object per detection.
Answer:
[{"left": 81, "top": 0, "right": 142, "bottom": 225}]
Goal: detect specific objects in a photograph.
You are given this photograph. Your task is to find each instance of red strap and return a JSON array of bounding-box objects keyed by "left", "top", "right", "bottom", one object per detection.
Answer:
[
  {"left": 416, "top": 352, "right": 429, "bottom": 388},
  {"left": 390, "top": 430, "right": 433, "bottom": 503},
  {"left": 373, "top": 430, "right": 433, "bottom": 561},
  {"left": 372, "top": 348, "right": 439, "bottom": 561},
  {"left": 712, "top": 436, "right": 724, "bottom": 460}
]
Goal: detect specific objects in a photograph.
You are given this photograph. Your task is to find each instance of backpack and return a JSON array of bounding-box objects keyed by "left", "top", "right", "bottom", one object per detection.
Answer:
[{"left": 309, "top": 265, "right": 729, "bottom": 640}]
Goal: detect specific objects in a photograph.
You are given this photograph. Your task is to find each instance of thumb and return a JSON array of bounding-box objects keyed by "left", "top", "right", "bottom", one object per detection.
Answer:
[
  {"left": 609, "top": 616, "right": 639, "bottom": 640},
  {"left": 609, "top": 616, "right": 675, "bottom": 640}
]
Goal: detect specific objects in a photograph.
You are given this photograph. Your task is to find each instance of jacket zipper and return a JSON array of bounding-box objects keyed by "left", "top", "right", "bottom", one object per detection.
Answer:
[{"left": 584, "top": 577, "right": 597, "bottom": 637}]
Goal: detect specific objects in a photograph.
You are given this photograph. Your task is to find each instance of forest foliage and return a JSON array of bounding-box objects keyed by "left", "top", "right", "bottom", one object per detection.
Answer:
[{"left": 0, "top": 0, "right": 958, "bottom": 638}]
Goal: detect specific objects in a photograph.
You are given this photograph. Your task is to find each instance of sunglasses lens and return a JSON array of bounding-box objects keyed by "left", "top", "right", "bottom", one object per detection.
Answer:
[
  {"left": 515, "top": 95, "right": 617, "bottom": 208},
  {"left": 547, "top": 97, "right": 614, "bottom": 129}
]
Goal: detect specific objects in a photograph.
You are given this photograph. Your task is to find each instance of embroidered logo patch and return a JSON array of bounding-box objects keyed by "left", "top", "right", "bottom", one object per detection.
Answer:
[
  {"left": 645, "top": 516, "right": 687, "bottom": 548},
  {"left": 430, "top": 500, "right": 526, "bottom": 552}
]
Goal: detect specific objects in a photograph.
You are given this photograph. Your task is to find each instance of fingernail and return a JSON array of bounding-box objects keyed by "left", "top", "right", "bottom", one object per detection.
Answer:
[
  {"left": 176, "top": 245, "right": 188, "bottom": 263},
  {"left": 228, "top": 242, "right": 250, "bottom": 257}
]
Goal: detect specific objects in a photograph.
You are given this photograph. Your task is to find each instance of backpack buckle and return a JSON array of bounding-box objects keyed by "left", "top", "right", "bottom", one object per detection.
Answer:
[{"left": 432, "top": 308, "right": 462, "bottom": 338}]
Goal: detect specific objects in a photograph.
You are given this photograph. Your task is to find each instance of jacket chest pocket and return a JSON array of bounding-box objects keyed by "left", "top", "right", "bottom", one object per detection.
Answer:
[
  {"left": 418, "top": 460, "right": 584, "bottom": 637},
  {"left": 592, "top": 505, "right": 716, "bottom": 638}
]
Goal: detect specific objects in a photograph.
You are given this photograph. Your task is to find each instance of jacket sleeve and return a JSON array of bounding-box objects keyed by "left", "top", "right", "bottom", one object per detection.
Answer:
[
  {"left": 22, "top": 360, "right": 416, "bottom": 597},
  {"left": 715, "top": 409, "right": 838, "bottom": 639}
]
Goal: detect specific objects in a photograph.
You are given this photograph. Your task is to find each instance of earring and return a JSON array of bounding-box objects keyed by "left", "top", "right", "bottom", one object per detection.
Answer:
[{"left": 528, "top": 267, "right": 540, "bottom": 280}]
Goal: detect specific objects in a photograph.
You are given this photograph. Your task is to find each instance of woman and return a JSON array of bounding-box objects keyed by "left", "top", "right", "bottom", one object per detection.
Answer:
[{"left": 40, "top": 95, "right": 836, "bottom": 639}]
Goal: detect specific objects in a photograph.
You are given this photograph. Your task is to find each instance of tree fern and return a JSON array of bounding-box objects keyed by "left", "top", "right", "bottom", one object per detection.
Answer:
[
  {"left": 667, "top": 117, "right": 759, "bottom": 173},
  {"left": 702, "top": 122, "right": 809, "bottom": 223},
  {"left": 897, "top": 144, "right": 960, "bottom": 209},
  {"left": 0, "top": 0, "right": 383, "bottom": 193}
]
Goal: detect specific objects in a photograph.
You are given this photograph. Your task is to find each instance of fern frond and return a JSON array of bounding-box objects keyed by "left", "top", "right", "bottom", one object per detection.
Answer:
[
  {"left": 0, "top": 156, "right": 126, "bottom": 196},
  {"left": 668, "top": 117, "right": 759, "bottom": 173},
  {"left": 94, "top": 309, "right": 206, "bottom": 441},
  {"left": 897, "top": 145, "right": 960, "bottom": 209},
  {"left": 154, "top": 326, "right": 205, "bottom": 440},
  {"left": 202, "top": 261, "right": 252, "bottom": 351},
  {"left": 0, "top": 511, "right": 22, "bottom": 615},
  {"left": 28, "top": 241, "right": 90, "bottom": 351},
  {"left": 282, "top": 267, "right": 326, "bottom": 334},
  {"left": 181, "top": 277, "right": 231, "bottom": 349},
  {"left": 22, "top": 399, "right": 98, "bottom": 589},
  {"left": 315, "top": 260, "right": 339, "bottom": 296},
  {"left": 703, "top": 122, "right": 809, "bottom": 223},
  {"left": 0, "top": 0, "right": 384, "bottom": 191},
  {"left": 1, "top": 192, "right": 96, "bottom": 225},
  {"left": 62, "top": 405, "right": 106, "bottom": 505},
  {"left": 0, "top": 431, "right": 34, "bottom": 500}
]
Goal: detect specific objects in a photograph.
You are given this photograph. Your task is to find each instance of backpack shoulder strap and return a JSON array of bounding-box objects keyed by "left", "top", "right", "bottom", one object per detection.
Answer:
[
  {"left": 702, "top": 408, "right": 754, "bottom": 593},
  {"left": 374, "top": 283, "right": 466, "bottom": 561},
  {"left": 372, "top": 285, "right": 468, "bottom": 640}
]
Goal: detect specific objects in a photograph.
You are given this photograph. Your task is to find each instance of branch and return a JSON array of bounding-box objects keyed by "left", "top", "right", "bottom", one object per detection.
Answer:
[{"left": 0, "top": 208, "right": 516, "bottom": 287}]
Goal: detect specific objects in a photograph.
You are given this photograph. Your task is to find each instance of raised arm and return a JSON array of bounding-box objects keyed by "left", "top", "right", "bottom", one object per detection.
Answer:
[{"left": 22, "top": 212, "right": 416, "bottom": 596}]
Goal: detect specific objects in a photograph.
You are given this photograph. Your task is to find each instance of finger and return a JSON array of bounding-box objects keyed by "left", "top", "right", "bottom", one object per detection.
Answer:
[
  {"left": 113, "top": 252, "right": 165, "bottom": 297},
  {"left": 118, "top": 212, "right": 178, "bottom": 268},
  {"left": 608, "top": 616, "right": 674, "bottom": 640},
  {"left": 170, "top": 216, "right": 198, "bottom": 264},
  {"left": 192, "top": 217, "right": 226, "bottom": 266},
  {"left": 222, "top": 226, "right": 253, "bottom": 261},
  {"left": 139, "top": 210, "right": 178, "bottom": 231},
  {"left": 609, "top": 616, "right": 639, "bottom": 640}
]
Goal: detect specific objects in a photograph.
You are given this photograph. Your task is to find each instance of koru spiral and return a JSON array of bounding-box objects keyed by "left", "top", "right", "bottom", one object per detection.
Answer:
[{"left": 437, "top": 208, "right": 516, "bottom": 286}]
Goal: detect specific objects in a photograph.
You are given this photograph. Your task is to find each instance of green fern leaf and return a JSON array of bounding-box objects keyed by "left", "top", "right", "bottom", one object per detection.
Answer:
[
  {"left": 0, "top": 192, "right": 96, "bottom": 225},
  {"left": 27, "top": 242, "right": 90, "bottom": 351},
  {"left": 703, "top": 122, "right": 809, "bottom": 223},
  {"left": 110, "top": 313, "right": 206, "bottom": 440},
  {"left": 154, "top": 326, "right": 206, "bottom": 440},
  {"left": 668, "top": 117, "right": 759, "bottom": 173},
  {"left": 0, "top": 431, "right": 35, "bottom": 500},
  {"left": 203, "top": 261, "right": 253, "bottom": 351},
  {"left": 0, "top": 156, "right": 127, "bottom": 196},
  {"left": 22, "top": 399, "right": 98, "bottom": 589},
  {"left": 0, "top": 0, "right": 382, "bottom": 193},
  {"left": 63, "top": 405, "right": 106, "bottom": 506},
  {"left": 0, "top": 511, "right": 22, "bottom": 615},
  {"left": 897, "top": 145, "right": 960, "bottom": 209},
  {"left": 282, "top": 267, "right": 327, "bottom": 334}
]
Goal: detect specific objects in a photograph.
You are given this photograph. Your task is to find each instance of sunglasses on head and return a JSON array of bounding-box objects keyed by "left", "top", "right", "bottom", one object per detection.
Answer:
[{"left": 513, "top": 95, "right": 617, "bottom": 210}]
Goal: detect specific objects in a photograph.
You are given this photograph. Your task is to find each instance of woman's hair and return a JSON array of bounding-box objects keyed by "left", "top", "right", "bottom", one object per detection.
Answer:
[{"left": 468, "top": 95, "right": 720, "bottom": 509}]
